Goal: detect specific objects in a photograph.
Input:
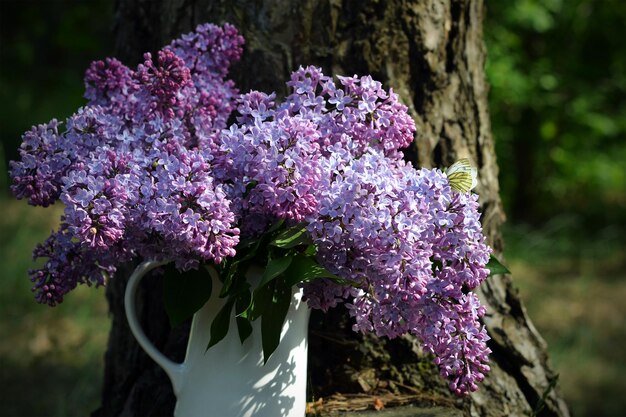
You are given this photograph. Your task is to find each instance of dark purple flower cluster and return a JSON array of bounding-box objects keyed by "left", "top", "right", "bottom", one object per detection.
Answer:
[
  {"left": 29, "top": 223, "right": 117, "bottom": 305},
  {"left": 10, "top": 24, "right": 492, "bottom": 396},
  {"left": 10, "top": 23, "right": 244, "bottom": 305}
]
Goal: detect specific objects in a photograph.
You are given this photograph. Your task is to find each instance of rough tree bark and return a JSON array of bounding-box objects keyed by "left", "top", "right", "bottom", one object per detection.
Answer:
[{"left": 93, "top": 1, "right": 570, "bottom": 416}]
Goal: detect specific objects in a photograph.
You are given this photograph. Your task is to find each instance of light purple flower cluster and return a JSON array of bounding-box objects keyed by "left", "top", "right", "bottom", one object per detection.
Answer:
[
  {"left": 282, "top": 66, "right": 415, "bottom": 160},
  {"left": 303, "top": 151, "right": 492, "bottom": 395},
  {"left": 215, "top": 91, "right": 324, "bottom": 225},
  {"left": 10, "top": 23, "right": 492, "bottom": 396}
]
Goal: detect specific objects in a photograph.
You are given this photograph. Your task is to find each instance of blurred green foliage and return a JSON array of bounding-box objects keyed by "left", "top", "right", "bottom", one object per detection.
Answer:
[
  {"left": 485, "top": 0, "right": 626, "bottom": 228},
  {"left": 0, "top": 201, "right": 110, "bottom": 417},
  {"left": 0, "top": 0, "right": 113, "bottom": 196},
  {"left": 503, "top": 216, "right": 626, "bottom": 417}
]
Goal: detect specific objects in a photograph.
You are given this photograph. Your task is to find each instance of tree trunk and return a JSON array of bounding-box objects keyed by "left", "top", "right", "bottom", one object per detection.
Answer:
[{"left": 93, "top": 1, "right": 570, "bottom": 416}]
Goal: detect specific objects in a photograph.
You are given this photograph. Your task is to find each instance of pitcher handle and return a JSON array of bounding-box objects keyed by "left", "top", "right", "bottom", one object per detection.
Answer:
[{"left": 124, "top": 260, "right": 185, "bottom": 395}]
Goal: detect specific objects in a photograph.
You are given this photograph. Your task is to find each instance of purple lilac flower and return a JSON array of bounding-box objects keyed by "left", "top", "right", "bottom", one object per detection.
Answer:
[
  {"left": 82, "top": 22, "right": 244, "bottom": 151},
  {"left": 282, "top": 66, "right": 416, "bottom": 160},
  {"left": 10, "top": 21, "right": 493, "bottom": 396},
  {"left": 84, "top": 57, "right": 137, "bottom": 108},
  {"left": 215, "top": 91, "right": 324, "bottom": 224},
  {"left": 138, "top": 143, "right": 240, "bottom": 269},
  {"left": 303, "top": 150, "right": 492, "bottom": 395},
  {"left": 9, "top": 120, "right": 69, "bottom": 206},
  {"left": 60, "top": 149, "right": 130, "bottom": 249},
  {"left": 134, "top": 49, "right": 194, "bottom": 120},
  {"left": 10, "top": 22, "right": 243, "bottom": 298},
  {"left": 305, "top": 151, "right": 434, "bottom": 335},
  {"left": 29, "top": 224, "right": 116, "bottom": 306},
  {"left": 167, "top": 23, "right": 244, "bottom": 150},
  {"left": 415, "top": 284, "right": 491, "bottom": 396}
]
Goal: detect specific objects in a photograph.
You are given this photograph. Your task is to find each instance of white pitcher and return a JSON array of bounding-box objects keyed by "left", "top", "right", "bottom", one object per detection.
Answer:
[{"left": 124, "top": 260, "right": 311, "bottom": 417}]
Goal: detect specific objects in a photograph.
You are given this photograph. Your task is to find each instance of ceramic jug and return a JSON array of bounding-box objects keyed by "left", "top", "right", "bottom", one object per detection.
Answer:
[{"left": 124, "top": 260, "right": 310, "bottom": 417}]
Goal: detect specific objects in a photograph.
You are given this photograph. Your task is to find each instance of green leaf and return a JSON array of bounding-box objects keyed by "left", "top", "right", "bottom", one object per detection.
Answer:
[
  {"left": 247, "top": 282, "right": 273, "bottom": 322},
  {"left": 258, "top": 256, "right": 293, "bottom": 288},
  {"left": 270, "top": 224, "right": 312, "bottom": 248},
  {"left": 266, "top": 219, "right": 285, "bottom": 234},
  {"left": 486, "top": 255, "right": 510, "bottom": 275},
  {"left": 220, "top": 262, "right": 250, "bottom": 298},
  {"left": 219, "top": 265, "right": 237, "bottom": 298},
  {"left": 280, "top": 254, "right": 339, "bottom": 287},
  {"left": 206, "top": 298, "right": 234, "bottom": 351},
  {"left": 235, "top": 288, "right": 252, "bottom": 318},
  {"left": 236, "top": 239, "right": 263, "bottom": 263},
  {"left": 243, "top": 180, "right": 258, "bottom": 197},
  {"left": 261, "top": 284, "right": 292, "bottom": 364},
  {"left": 221, "top": 230, "right": 271, "bottom": 297},
  {"left": 327, "top": 276, "right": 361, "bottom": 287},
  {"left": 236, "top": 316, "right": 253, "bottom": 344},
  {"left": 304, "top": 244, "right": 317, "bottom": 257},
  {"left": 163, "top": 264, "right": 213, "bottom": 327}
]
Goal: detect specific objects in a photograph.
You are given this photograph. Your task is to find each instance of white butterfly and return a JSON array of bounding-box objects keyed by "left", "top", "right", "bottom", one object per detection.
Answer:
[{"left": 445, "top": 158, "right": 478, "bottom": 193}]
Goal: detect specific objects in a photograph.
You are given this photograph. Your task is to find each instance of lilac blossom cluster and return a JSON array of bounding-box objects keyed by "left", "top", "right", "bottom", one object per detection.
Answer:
[
  {"left": 10, "top": 23, "right": 244, "bottom": 304},
  {"left": 10, "top": 24, "right": 492, "bottom": 396},
  {"left": 304, "top": 155, "right": 492, "bottom": 395}
]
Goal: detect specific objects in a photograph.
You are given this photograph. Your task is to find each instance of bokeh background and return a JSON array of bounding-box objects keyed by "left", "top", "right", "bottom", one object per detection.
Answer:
[{"left": 1, "top": 1, "right": 624, "bottom": 415}]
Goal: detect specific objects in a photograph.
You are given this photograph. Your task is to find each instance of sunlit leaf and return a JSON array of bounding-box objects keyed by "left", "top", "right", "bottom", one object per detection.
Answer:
[
  {"left": 258, "top": 256, "right": 293, "bottom": 288},
  {"left": 270, "top": 224, "right": 311, "bottom": 248},
  {"left": 486, "top": 255, "right": 510, "bottom": 275},
  {"left": 281, "top": 254, "right": 339, "bottom": 287}
]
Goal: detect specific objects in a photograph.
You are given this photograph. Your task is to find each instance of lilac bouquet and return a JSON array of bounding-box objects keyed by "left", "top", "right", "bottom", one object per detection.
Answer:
[{"left": 10, "top": 23, "right": 496, "bottom": 396}]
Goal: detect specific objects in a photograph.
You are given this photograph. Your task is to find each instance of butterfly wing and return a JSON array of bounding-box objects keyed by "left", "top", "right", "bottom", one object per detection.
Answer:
[{"left": 445, "top": 158, "right": 478, "bottom": 193}]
